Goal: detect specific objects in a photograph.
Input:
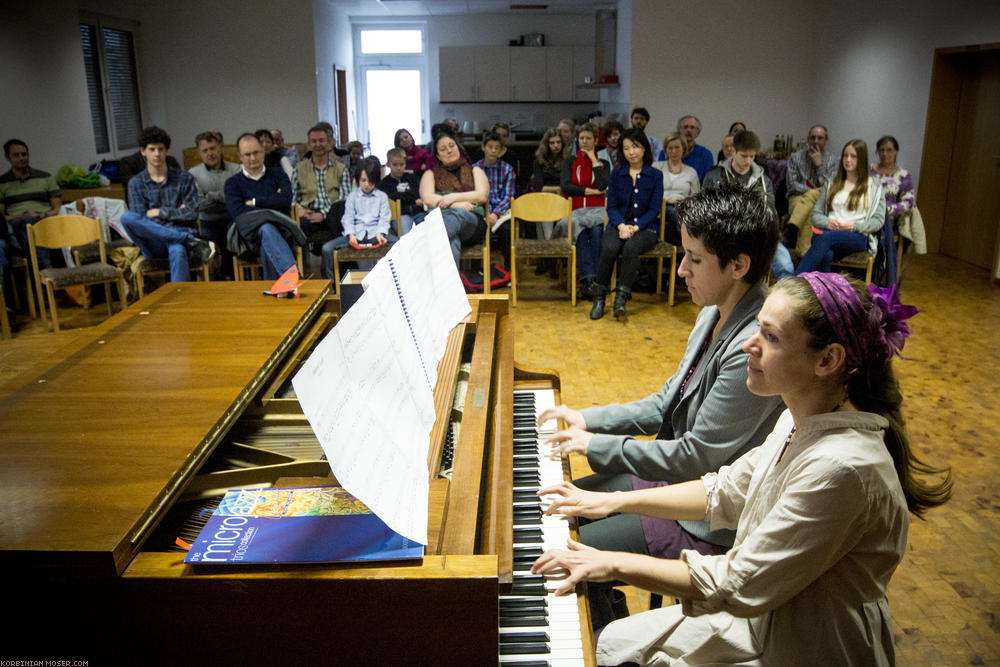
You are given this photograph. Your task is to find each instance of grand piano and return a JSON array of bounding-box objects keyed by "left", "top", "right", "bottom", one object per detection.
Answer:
[{"left": 0, "top": 281, "right": 595, "bottom": 665}]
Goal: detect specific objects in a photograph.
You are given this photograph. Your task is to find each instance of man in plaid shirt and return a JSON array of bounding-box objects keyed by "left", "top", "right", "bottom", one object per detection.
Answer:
[
  {"left": 473, "top": 130, "right": 514, "bottom": 267},
  {"left": 121, "top": 126, "right": 214, "bottom": 283}
]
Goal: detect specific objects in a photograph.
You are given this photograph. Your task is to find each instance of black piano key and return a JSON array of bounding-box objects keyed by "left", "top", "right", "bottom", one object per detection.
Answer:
[
  {"left": 513, "top": 575, "right": 546, "bottom": 586},
  {"left": 498, "top": 661, "right": 550, "bottom": 667},
  {"left": 500, "top": 617, "right": 549, "bottom": 628},
  {"left": 498, "top": 643, "right": 549, "bottom": 655},
  {"left": 500, "top": 598, "right": 546, "bottom": 609},
  {"left": 511, "top": 583, "right": 547, "bottom": 596},
  {"left": 499, "top": 632, "right": 550, "bottom": 644}
]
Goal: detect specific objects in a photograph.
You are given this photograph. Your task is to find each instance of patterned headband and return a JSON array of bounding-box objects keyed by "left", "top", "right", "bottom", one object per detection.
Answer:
[{"left": 798, "top": 272, "right": 917, "bottom": 369}]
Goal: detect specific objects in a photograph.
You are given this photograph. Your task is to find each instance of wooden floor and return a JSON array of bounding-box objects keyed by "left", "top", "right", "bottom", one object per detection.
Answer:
[{"left": 4, "top": 253, "right": 999, "bottom": 664}]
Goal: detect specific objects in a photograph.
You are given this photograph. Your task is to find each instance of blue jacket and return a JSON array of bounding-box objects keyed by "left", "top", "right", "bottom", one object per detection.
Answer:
[{"left": 606, "top": 163, "right": 664, "bottom": 233}]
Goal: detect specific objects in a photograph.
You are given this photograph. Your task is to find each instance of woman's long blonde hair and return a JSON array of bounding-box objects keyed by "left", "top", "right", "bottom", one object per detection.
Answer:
[{"left": 826, "top": 138, "right": 871, "bottom": 212}]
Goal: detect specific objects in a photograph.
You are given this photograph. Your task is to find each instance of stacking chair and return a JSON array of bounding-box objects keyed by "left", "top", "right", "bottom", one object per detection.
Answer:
[
  {"left": 509, "top": 193, "right": 574, "bottom": 306},
  {"left": 27, "top": 215, "right": 127, "bottom": 332},
  {"left": 331, "top": 234, "right": 392, "bottom": 297},
  {"left": 134, "top": 219, "right": 212, "bottom": 298},
  {"left": 233, "top": 208, "right": 305, "bottom": 281},
  {"left": 459, "top": 201, "right": 493, "bottom": 295}
]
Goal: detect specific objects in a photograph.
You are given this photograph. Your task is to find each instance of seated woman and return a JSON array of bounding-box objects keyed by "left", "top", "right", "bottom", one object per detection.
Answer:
[
  {"left": 418, "top": 129, "right": 488, "bottom": 268},
  {"left": 530, "top": 129, "right": 567, "bottom": 276},
  {"left": 796, "top": 139, "right": 885, "bottom": 274},
  {"left": 716, "top": 121, "right": 746, "bottom": 164},
  {"left": 652, "top": 132, "right": 700, "bottom": 246},
  {"left": 871, "top": 135, "right": 915, "bottom": 284},
  {"left": 535, "top": 272, "right": 951, "bottom": 666},
  {"left": 538, "top": 183, "right": 785, "bottom": 630},
  {"left": 589, "top": 128, "right": 663, "bottom": 320},
  {"left": 255, "top": 129, "right": 293, "bottom": 180},
  {"left": 560, "top": 122, "right": 611, "bottom": 300},
  {"left": 598, "top": 119, "right": 624, "bottom": 166},
  {"left": 320, "top": 156, "right": 398, "bottom": 280},
  {"left": 394, "top": 128, "right": 431, "bottom": 173}
]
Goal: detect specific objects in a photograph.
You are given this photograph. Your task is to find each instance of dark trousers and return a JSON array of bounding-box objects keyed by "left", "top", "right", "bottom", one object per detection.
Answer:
[{"left": 595, "top": 226, "right": 658, "bottom": 291}]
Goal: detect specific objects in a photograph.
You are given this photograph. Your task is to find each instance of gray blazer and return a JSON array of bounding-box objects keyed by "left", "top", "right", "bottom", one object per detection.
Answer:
[{"left": 580, "top": 281, "right": 785, "bottom": 544}]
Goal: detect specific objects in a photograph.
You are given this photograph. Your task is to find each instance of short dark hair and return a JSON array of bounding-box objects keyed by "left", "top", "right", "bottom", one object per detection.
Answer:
[
  {"left": 309, "top": 124, "right": 333, "bottom": 139},
  {"left": 432, "top": 128, "right": 459, "bottom": 158},
  {"left": 3, "top": 139, "right": 27, "bottom": 156},
  {"left": 195, "top": 130, "right": 223, "bottom": 145},
  {"left": 355, "top": 155, "right": 382, "bottom": 185},
  {"left": 618, "top": 127, "right": 653, "bottom": 167},
  {"left": 630, "top": 107, "right": 650, "bottom": 121},
  {"left": 254, "top": 129, "right": 275, "bottom": 143},
  {"left": 733, "top": 130, "right": 760, "bottom": 152},
  {"left": 481, "top": 130, "right": 502, "bottom": 147},
  {"left": 139, "top": 126, "right": 171, "bottom": 150},
  {"left": 347, "top": 141, "right": 364, "bottom": 154},
  {"left": 676, "top": 182, "right": 778, "bottom": 285}
]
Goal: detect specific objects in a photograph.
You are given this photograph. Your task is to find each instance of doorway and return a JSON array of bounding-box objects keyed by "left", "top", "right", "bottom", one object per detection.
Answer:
[{"left": 361, "top": 67, "right": 423, "bottom": 163}]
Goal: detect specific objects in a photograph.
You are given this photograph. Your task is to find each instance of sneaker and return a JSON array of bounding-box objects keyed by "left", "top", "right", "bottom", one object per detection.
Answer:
[{"left": 188, "top": 238, "right": 216, "bottom": 266}]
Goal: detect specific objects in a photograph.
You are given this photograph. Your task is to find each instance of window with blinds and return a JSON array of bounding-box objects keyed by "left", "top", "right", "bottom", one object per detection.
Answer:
[{"left": 80, "top": 19, "right": 142, "bottom": 155}]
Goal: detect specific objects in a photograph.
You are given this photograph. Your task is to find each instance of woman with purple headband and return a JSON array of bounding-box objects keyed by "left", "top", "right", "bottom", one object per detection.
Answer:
[{"left": 532, "top": 272, "right": 951, "bottom": 666}]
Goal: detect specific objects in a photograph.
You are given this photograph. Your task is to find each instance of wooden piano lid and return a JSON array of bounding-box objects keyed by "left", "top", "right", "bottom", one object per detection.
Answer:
[{"left": 0, "top": 282, "right": 331, "bottom": 578}]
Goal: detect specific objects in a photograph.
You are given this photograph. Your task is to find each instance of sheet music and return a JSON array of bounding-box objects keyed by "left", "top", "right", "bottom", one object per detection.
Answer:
[{"left": 292, "top": 211, "right": 470, "bottom": 545}]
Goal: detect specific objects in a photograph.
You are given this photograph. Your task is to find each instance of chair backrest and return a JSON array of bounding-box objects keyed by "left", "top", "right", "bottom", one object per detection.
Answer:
[
  {"left": 389, "top": 198, "right": 402, "bottom": 227},
  {"left": 511, "top": 192, "right": 572, "bottom": 240},
  {"left": 28, "top": 215, "right": 103, "bottom": 251}
]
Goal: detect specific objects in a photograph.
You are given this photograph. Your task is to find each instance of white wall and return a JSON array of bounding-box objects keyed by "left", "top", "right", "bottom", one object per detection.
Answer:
[
  {"left": 809, "top": 0, "right": 1000, "bottom": 188},
  {"left": 313, "top": 0, "right": 356, "bottom": 141},
  {"left": 427, "top": 13, "right": 601, "bottom": 134},
  {"left": 629, "top": 0, "right": 816, "bottom": 160}
]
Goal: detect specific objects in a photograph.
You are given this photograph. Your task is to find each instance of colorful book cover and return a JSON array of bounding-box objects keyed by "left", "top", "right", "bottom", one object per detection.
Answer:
[{"left": 184, "top": 485, "right": 424, "bottom": 564}]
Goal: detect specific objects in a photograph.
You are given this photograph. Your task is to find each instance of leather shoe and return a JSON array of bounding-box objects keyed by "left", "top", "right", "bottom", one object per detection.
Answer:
[
  {"left": 613, "top": 287, "right": 630, "bottom": 320},
  {"left": 590, "top": 296, "right": 606, "bottom": 320}
]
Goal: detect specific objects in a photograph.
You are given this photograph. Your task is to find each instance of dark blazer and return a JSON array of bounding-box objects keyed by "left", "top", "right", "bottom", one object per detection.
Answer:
[{"left": 606, "top": 163, "right": 663, "bottom": 233}]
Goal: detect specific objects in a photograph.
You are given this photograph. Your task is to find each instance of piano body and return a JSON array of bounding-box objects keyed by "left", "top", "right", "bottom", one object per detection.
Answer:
[{"left": 0, "top": 282, "right": 594, "bottom": 665}]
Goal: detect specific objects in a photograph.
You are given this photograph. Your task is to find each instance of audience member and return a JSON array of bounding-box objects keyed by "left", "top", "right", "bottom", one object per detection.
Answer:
[
  {"left": 716, "top": 121, "right": 746, "bottom": 163},
  {"left": 557, "top": 118, "right": 578, "bottom": 158},
  {"left": 630, "top": 107, "right": 662, "bottom": 165},
  {"left": 652, "top": 132, "right": 700, "bottom": 245},
  {"left": 535, "top": 183, "right": 783, "bottom": 629},
  {"left": 599, "top": 119, "right": 624, "bottom": 166},
  {"left": 224, "top": 133, "right": 304, "bottom": 281},
  {"left": 394, "top": 128, "right": 431, "bottom": 172},
  {"left": 442, "top": 118, "right": 460, "bottom": 135},
  {"left": 271, "top": 129, "right": 300, "bottom": 168},
  {"left": 796, "top": 139, "right": 885, "bottom": 274},
  {"left": 254, "top": 129, "right": 294, "bottom": 180},
  {"left": 321, "top": 156, "right": 397, "bottom": 280},
  {"left": 189, "top": 130, "right": 240, "bottom": 277},
  {"left": 490, "top": 122, "right": 511, "bottom": 158},
  {"left": 718, "top": 134, "right": 736, "bottom": 165},
  {"left": 121, "top": 126, "right": 213, "bottom": 284},
  {"left": 786, "top": 125, "right": 839, "bottom": 254},
  {"left": 473, "top": 130, "right": 514, "bottom": 268},
  {"left": 118, "top": 145, "right": 181, "bottom": 201},
  {"left": 560, "top": 122, "right": 610, "bottom": 300},
  {"left": 427, "top": 122, "right": 470, "bottom": 167},
  {"left": 418, "top": 129, "right": 488, "bottom": 269},
  {"left": 677, "top": 115, "right": 714, "bottom": 182},
  {"left": 589, "top": 128, "right": 663, "bottom": 321},
  {"left": 871, "top": 135, "right": 915, "bottom": 221},
  {"left": 293, "top": 123, "right": 348, "bottom": 245},
  {"left": 703, "top": 131, "right": 793, "bottom": 278},
  {"left": 531, "top": 128, "right": 564, "bottom": 197},
  {"left": 1, "top": 138, "right": 62, "bottom": 270},
  {"left": 379, "top": 147, "right": 424, "bottom": 235}
]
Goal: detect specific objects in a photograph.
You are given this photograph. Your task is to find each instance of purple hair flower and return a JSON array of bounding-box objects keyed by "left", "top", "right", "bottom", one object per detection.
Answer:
[{"left": 867, "top": 283, "right": 918, "bottom": 359}]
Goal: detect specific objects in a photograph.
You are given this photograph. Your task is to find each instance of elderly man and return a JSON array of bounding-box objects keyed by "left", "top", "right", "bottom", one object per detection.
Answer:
[
  {"left": 224, "top": 133, "right": 304, "bottom": 281},
  {"left": 271, "top": 129, "right": 299, "bottom": 168},
  {"left": 629, "top": 107, "right": 662, "bottom": 166},
  {"left": 0, "top": 139, "right": 62, "bottom": 271},
  {"left": 786, "top": 124, "right": 839, "bottom": 254},
  {"left": 292, "top": 124, "right": 348, "bottom": 246},
  {"left": 677, "top": 115, "right": 714, "bottom": 182}
]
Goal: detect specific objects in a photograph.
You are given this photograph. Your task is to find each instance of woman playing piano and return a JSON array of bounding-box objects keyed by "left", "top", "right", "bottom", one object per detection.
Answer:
[
  {"left": 538, "top": 183, "right": 786, "bottom": 629},
  {"left": 534, "top": 272, "right": 951, "bottom": 666}
]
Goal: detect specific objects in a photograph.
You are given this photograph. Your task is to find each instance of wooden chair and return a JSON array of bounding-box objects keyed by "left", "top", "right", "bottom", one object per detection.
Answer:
[
  {"left": 27, "top": 215, "right": 127, "bottom": 332},
  {"left": 233, "top": 208, "right": 305, "bottom": 281},
  {"left": 509, "top": 192, "right": 574, "bottom": 306},
  {"left": 134, "top": 220, "right": 212, "bottom": 298},
  {"left": 8, "top": 256, "right": 36, "bottom": 318},
  {"left": 611, "top": 200, "right": 679, "bottom": 306},
  {"left": 389, "top": 199, "right": 403, "bottom": 236},
  {"left": 460, "top": 202, "right": 493, "bottom": 295}
]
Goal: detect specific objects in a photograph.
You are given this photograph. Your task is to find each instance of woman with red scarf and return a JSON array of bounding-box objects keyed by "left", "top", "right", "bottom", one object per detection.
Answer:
[{"left": 561, "top": 122, "right": 611, "bottom": 300}]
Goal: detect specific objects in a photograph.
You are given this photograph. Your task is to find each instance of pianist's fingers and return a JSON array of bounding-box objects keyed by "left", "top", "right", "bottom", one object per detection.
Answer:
[
  {"left": 531, "top": 540, "right": 616, "bottom": 595},
  {"left": 537, "top": 404, "right": 586, "bottom": 430},
  {"left": 543, "top": 426, "right": 594, "bottom": 458},
  {"left": 540, "top": 484, "right": 616, "bottom": 520}
]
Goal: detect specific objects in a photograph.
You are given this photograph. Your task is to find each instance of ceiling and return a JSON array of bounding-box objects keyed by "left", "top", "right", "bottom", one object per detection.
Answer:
[{"left": 324, "top": 0, "right": 615, "bottom": 17}]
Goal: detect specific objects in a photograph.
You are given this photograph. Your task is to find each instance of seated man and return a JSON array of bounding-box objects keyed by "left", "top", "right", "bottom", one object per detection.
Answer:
[
  {"left": 120, "top": 126, "right": 214, "bottom": 284},
  {"left": 539, "top": 183, "right": 785, "bottom": 630},
  {"left": 786, "top": 124, "right": 838, "bottom": 253},
  {"left": 472, "top": 130, "right": 514, "bottom": 267},
  {"left": 629, "top": 107, "right": 661, "bottom": 163},
  {"left": 224, "top": 133, "right": 304, "bottom": 281},
  {"left": 677, "top": 114, "right": 714, "bottom": 182},
  {"left": 378, "top": 148, "right": 424, "bottom": 235},
  {"left": 0, "top": 138, "right": 62, "bottom": 270},
  {"left": 702, "top": 131, "right": 793, "bottom": 278},
  {"left": 271, "top": 129, "right": 299, "bottom": 168},
  {"left": 292, "top": 124, "right": 347, "bottom": 246},
  {"left": 118, "top": 144, "right": 181, "bottom": 206},
  {"left": 188, "top": 130, "right": 240, "bottom": 278}
]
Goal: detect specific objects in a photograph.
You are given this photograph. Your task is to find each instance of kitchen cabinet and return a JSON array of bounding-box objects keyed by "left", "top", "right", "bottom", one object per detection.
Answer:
[
  {"left": 440, "top": 46, "right": 597, "bottom": 102},
  {"left": 439, "top": 46, "right": 510, "bottom": 101}
]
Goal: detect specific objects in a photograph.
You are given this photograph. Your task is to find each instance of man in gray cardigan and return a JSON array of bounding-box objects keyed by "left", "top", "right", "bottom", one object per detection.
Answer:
[{"left": 540, "top": 184, "right": 786, "bottom": 628}]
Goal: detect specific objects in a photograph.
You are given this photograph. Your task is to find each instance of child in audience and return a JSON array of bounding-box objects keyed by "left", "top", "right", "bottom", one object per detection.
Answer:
[
  {"left": 379, "top": 148, "right": 425, "bottom": 235},
  {"left": 320, "top": 156, "right": 397, "bottom": 280},
  {"left": 394, "top": 128, "right": 431, "bottom": 172}
]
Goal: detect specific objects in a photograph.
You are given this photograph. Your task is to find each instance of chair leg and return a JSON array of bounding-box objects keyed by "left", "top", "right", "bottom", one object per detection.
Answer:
[
  {"left": 118, "top": 276, "right": 128, "bottom": 312},
  {"left": 570, "top": 251, "right": 577, "bottom": 307},
  {"left": 45, "top": 282, "right": 60, "bottom": 332},
  {"left": 137, "top": 268, "right": 147, "bottom": 299},
  {"left": 482, "top": 256, "right": 490, "bottom": 296},
  {"left": 0, "top": 289, "right": 10, "bottom": 340},
  {"left": 25, "top": 263, "right": 36, "bottom": 318},
  {"left": 104, "top": 282, "right": 113, "bottom": 318},
  {"left": 232, "top": 257, "right": 242, "bottom": 282},
  {"left": 655, "top": 257, "right": 664, "bottom": 296},
  {"left": 510, "top": 251, "right": 517, "bottom": 307},
  {"left": 668, "top": 253, "right": 677, "bottom": 307},
  {"left": 333, "top": 254, "right": 340, "bottom": 296}
]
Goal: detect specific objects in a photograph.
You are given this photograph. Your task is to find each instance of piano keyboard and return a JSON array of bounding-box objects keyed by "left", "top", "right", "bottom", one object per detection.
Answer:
[{"left": 500, "top": 389, "right": 587, "bottom": 666}]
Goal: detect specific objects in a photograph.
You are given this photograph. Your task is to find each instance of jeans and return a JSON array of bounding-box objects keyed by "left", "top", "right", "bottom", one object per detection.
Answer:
[
  {"left": 258, "top": 223, "right": 298, "bottom": 281},
  {"left": 576, "top": 225, "right": 603, "bottom": 281},
  {"left": 321, "top": 231, "right": 399, "bottom": 281},
  {"left": 397, "top": 211, "right": 427, "bottom": 236},
  {"left": 595, "top": 226, "right": 659, "bottom": 291},
  {"left": 440, "top": 208, "right": 485, "bottom": 268},
  {"left": 8, "top": 213, "right": 54, "bottom": 270},
  {"left": 796, "top": 230, "right": 869, "bottom": 274},
  {"left": 772, "top": 243, "right": 795, "bottom": 279},
  {"left": 121, "top": 211, "right": 194, "bottom": 282}
]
